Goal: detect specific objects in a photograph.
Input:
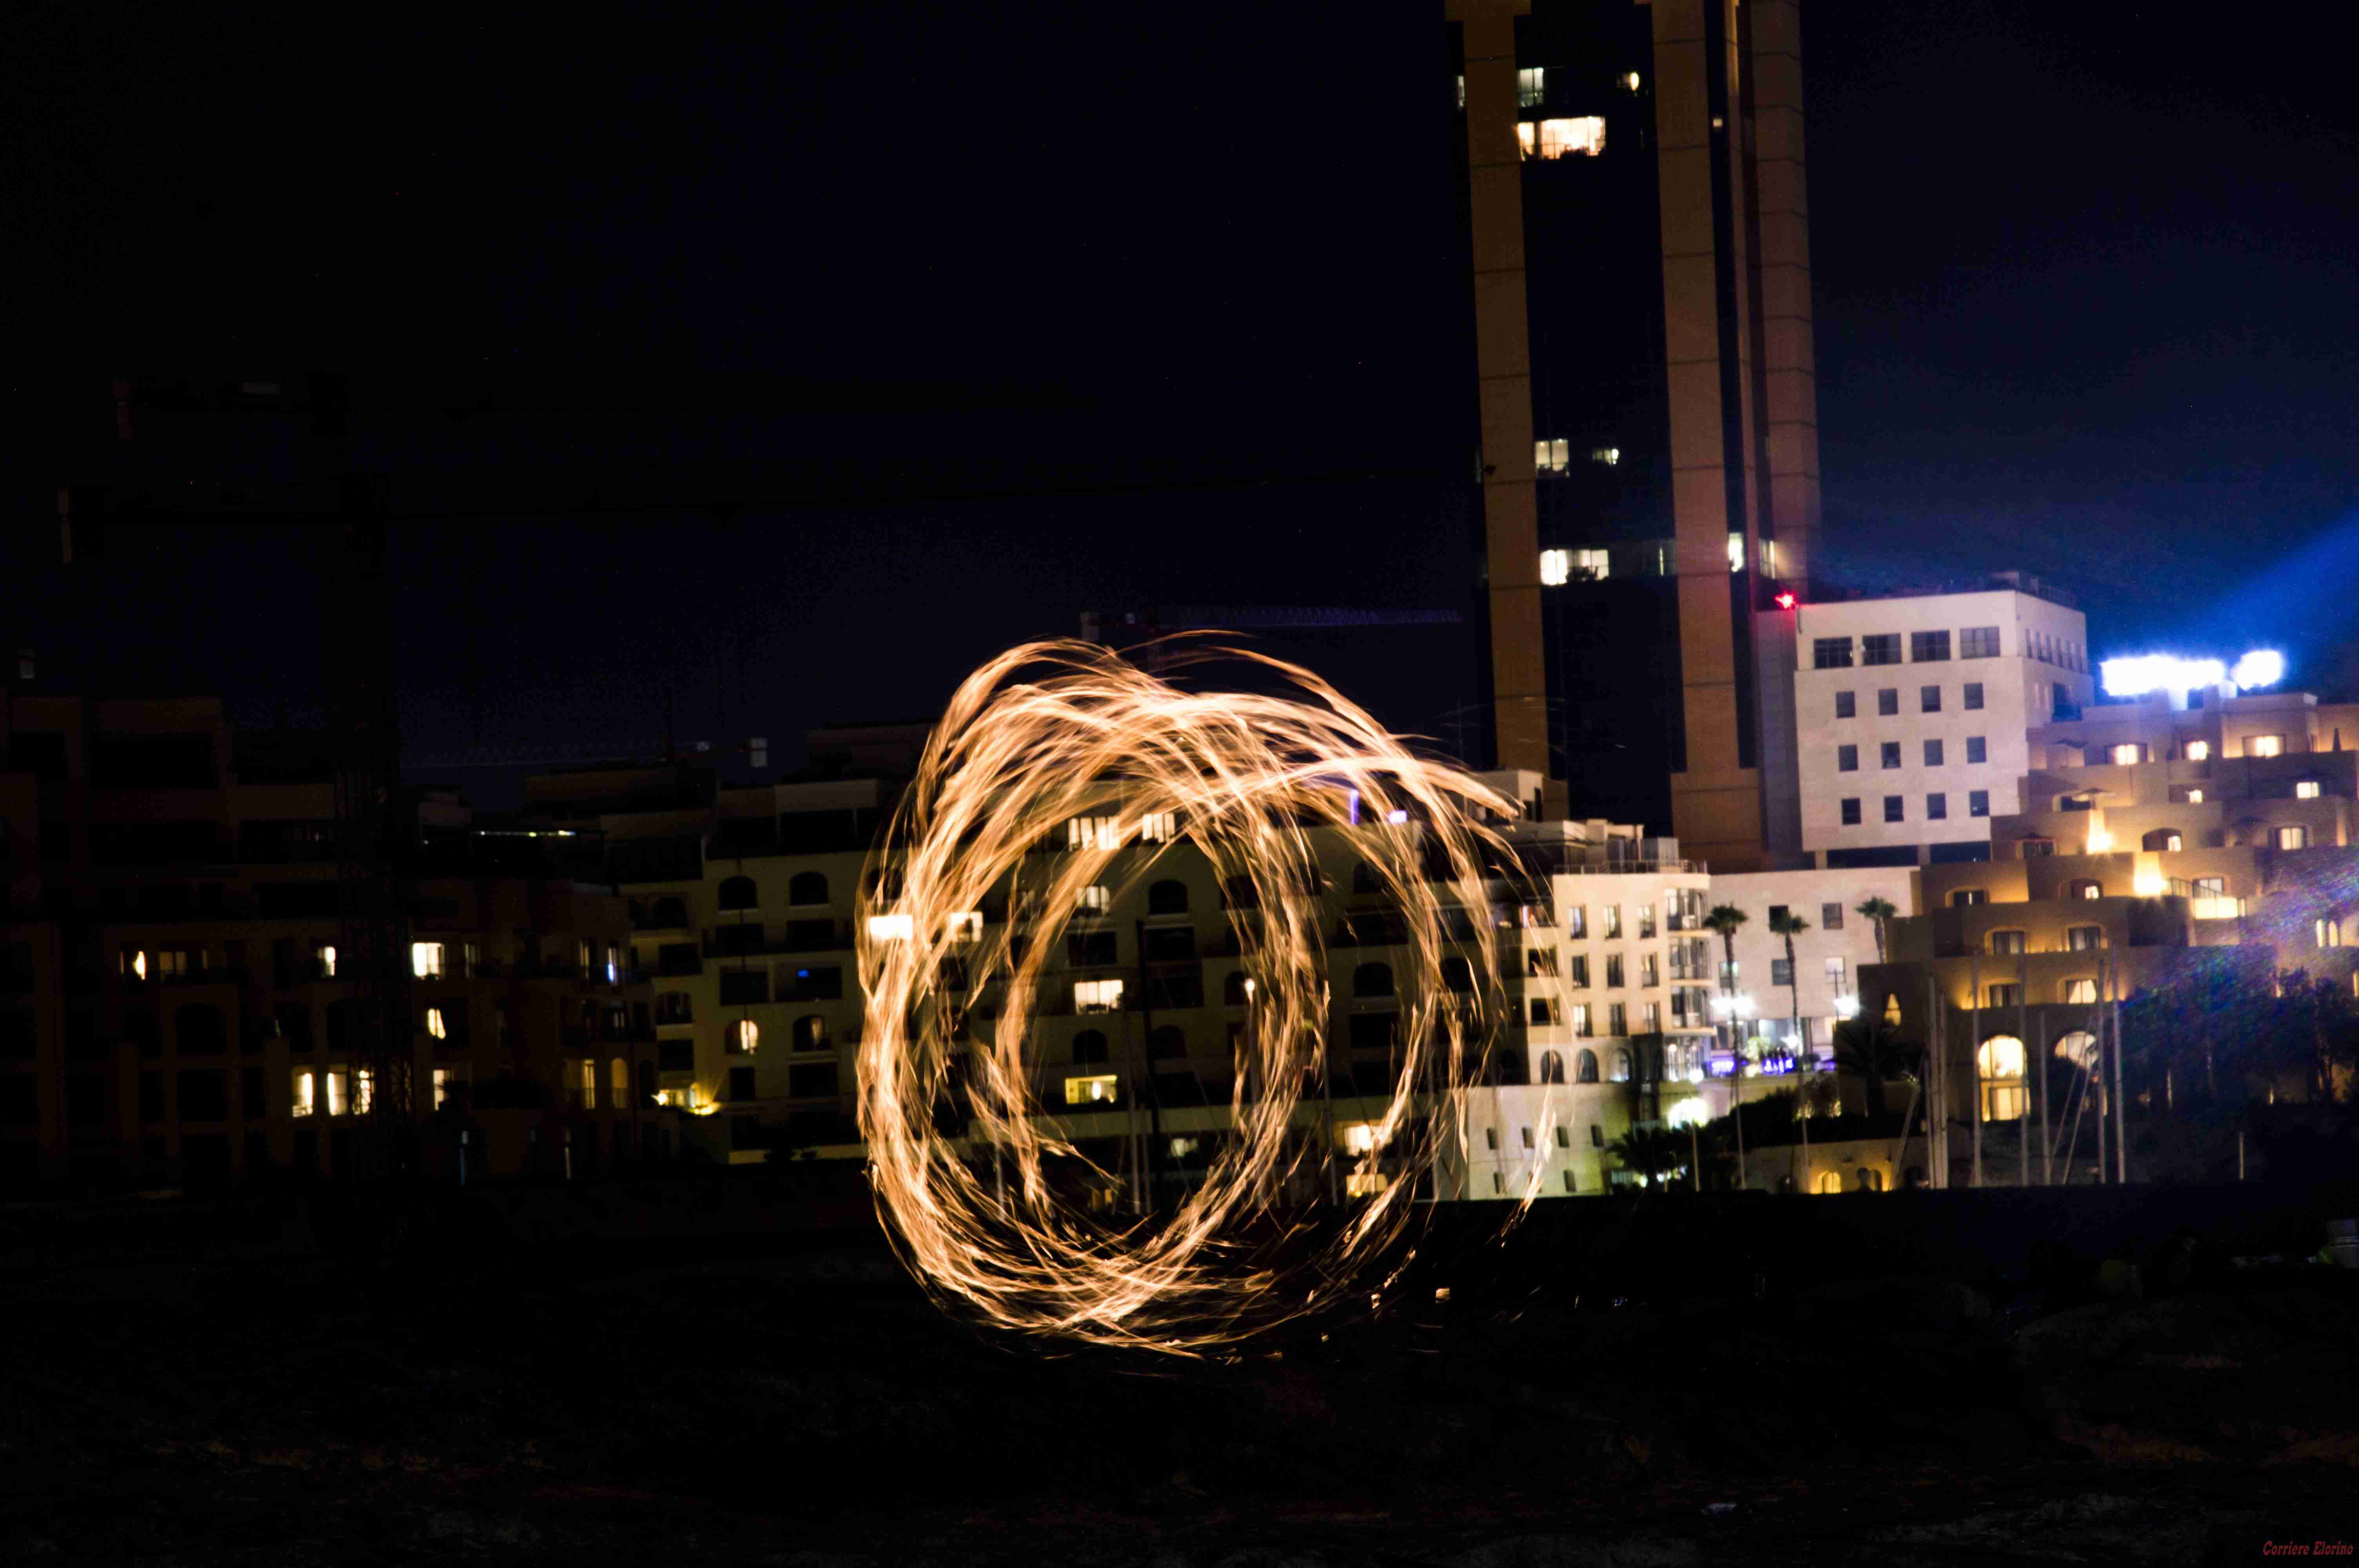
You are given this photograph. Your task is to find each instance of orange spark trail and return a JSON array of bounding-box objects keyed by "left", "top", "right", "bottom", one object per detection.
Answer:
[{"left": 857, "top": 640, "right": 1522, "bottom": 1354}]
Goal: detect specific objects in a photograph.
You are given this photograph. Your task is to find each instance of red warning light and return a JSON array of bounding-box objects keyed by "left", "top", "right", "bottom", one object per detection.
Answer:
[{"left": 1774, "top": 592, "right": 1797, "bottom": 610}]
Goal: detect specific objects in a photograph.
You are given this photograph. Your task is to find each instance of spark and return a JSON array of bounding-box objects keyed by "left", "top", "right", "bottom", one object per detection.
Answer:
[{"left": 857, "top": 639, "right": 1521, "bottom": 1354}]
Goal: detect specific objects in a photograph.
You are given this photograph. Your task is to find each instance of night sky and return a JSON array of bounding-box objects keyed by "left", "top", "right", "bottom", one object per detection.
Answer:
[{"left": 14, "top": 0, "right": 2358, "bottom": 801}]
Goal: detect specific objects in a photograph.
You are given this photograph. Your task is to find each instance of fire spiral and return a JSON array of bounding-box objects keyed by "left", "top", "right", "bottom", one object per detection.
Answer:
[{"left": 857, "top": 640, "right": 1520, "bottom": 1353}]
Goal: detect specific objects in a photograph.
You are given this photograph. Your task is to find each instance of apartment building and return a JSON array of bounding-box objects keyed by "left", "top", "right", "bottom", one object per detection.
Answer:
[
  {"left": 1795, "top": 575, "right": 2094, "bottom": 868},
  {"left": 0, "top": 693, "right": 663, "bottom": 1195},
  {"left": 1862, "top": 698, "right": 2358, "bottom": 1183},
  {"left": 1701, "top": 862, "right": 1915, "bottom": 1082}
]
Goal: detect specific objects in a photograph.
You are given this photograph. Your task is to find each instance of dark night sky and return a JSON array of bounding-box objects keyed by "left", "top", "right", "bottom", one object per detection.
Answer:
[{"left": 13, "top": 0, "right": 2359, "bottom": 800}]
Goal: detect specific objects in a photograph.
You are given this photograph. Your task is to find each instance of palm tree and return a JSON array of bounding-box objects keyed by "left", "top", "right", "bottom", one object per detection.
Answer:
[
  {"left": 1855, "top": 896, "right": 1899, "bottom": 966},
  {"left": 1700, "top": 904, "right": 1752, "bottom": 1187},
  {"left": 1702, "top": 905, "right": 1748, "bottom": 997},
  {"left": 1831, "top": 1015, "right": 1919, "bottom": 1119},
  {"left": 1607, "top": 1123, "right": 1688, "bottom": 1189},
  {"left": 1767, "top": 909, "right": 1810, "bottom": 1065}
]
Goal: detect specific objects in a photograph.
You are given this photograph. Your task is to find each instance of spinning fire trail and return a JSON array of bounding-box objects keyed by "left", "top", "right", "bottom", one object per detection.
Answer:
[{"left": 857, "top": 640, "right": 1537, "bottom": 1353}]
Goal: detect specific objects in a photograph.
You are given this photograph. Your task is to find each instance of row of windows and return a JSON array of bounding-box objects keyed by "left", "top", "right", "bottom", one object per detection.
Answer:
[
  {"left": 1837, "top": 737, "right": 1991, "bottom": 771},
  {"left": 1833, "top": 682, "right": 1986, "bottom": 719},
  {"left": 1810, "top": 627, "right": 2086, "bottom": 670},
  {"left": 1838, "top": 793, "right": 1990, "bottom": 826}
]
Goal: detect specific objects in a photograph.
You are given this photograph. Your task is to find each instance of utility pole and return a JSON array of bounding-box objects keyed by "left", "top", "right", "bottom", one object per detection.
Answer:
[
  {"left": 2111, "top": 950, "right": 2127, "bottom": 1185},
  {"left": 1969, "top": 953, "right": 1983, "bottom": 1189},
  {"left": 2017, "top": 950, "right": 2030, "bottom": 1187}
]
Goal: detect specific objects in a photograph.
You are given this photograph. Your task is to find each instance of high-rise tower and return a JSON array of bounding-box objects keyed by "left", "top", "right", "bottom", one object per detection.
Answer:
[{"left": 1446, "top": 0, "right": 1820, "bottom": 870}]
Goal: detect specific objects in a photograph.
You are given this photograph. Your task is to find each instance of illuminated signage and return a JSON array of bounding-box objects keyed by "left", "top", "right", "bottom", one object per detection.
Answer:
[{"left": 2099, "top": 650, "right": 2286, "bottom": 699}]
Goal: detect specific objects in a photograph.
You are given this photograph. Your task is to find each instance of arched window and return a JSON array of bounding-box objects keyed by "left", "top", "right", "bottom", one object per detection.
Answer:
[
  {"left": 717, "top": 875, "right": 758, "bottom": 912},
  {"left": 1576, "top": 1048, "right": 1599, "bottom": 1083},
  {"left": 1815, "top": 1170, "right": 1842, "bottom": 1194},
  {"left": 2054, "top": 1031, "right": 2099, "bottom": 1071},
  {"left": 728, "top": 1019, "right": 759, "bottom": 1054},
  {"left": 1352, "top": 962, "right": 1394, "bottom": 999},
  {"left": 1538, "top": 1050, "right": 1565, "bottom": 1084},
  {"left": 174, "top": 1004, "right": 227, "bottom": 1055},
  {"left": 2142, "top": 829, "right": 2183, "bottom": 853},
  {"left": 788, "top": 871, "right": 828, "bottom": 906},
  {"left": 1610, "top": 1050, "right": 1633, "bottom": 1083},
  {"left": 2067, "top": 879, "right": 2103, "bottom": 900},
  {"left": 1147, "top": 879, "right": 1189, "bottom": 915},
  {"left": 1440, "top": 956, "right": 1476, "bottom": 994},
  {"left": 1148, "top": 1025, "right": 1187, "bottom": 1060},
  {"left": 1856, "top": 1167, "right": 1885, "bottom": 1192},
  {"left": 1072, "top": 1029, "right": 1109, "bottom": 1065},
  {"left": 1977, "top": 1034, "right": 2026, "bottom": 1121},
  {"left": 651, "top": 896, "right": 689, "bottom": 927},
  {"left": 1224, "top": 970, "right": 1252, "bottom": 1005},
  {"left": 792, "top": 1015, "right": 829, "bottom": 1052}
]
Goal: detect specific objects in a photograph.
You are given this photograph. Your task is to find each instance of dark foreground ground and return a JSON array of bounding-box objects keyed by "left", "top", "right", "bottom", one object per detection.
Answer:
[{"left": 4, "top": 1183, "right": 2357, "bottom": 1566}]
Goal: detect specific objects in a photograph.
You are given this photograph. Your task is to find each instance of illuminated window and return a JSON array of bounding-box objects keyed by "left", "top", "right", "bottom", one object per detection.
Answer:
[
  {"left": 1882, "top": 994, "right": 1902, "bottom": 1025},
  {"left": 2295, "top": 780, "right": 2322, "bottom": 800},
  {"left": 1961, "top": 626, "right": 2001, "bottom": 659},
  {"left": 2107, "top": 743, "right": 2143, "bottom": 765},
  {"left": 434, "top": 1066, "right": 465, "bottom": 1108},
  {"left": 2276, "top": 826, "right": 2310, "bottom": 850},
  {"left": 2185, "top": 788, "right": 2205, "bottom": 804},
  {"left": 1567, "top": 906, "right": 1586, "bottom": 938},
  {"left": 947, "top": 911, "right": 983, "bottom": 947},
  {"left": 865, "top": 912, "right": 914, "bottom": 942},
  {"left": 1539, "top": 548, "right": 1570, "bottom": 586},
  {"left": 2183, "top": 740, "right": 2210, "bottom": 761},
  {"left": 1074, "top": 978, "right": 1124, "bottom": 1014},
  {"left": 1569, "top": 1003, "right": 1591, "bottom": 1037},
  {"left": 729, "top": 1019, "right": 760, "bottom": 1054},
  {"left": 1603, "top": 904, "right": 1621, "bottom": 938},
  {"left": 123, "top": 949, "right": 149, "bottom": 982},
  {"left": 1516, "top": 66, "right": 1545, "bottom": 106},
  {"left": 1610, "top": 1050, "right": 1632, "bottom": 1082},
  {"left": 425, "top": 1006, "right": 447, "bottom": 1041},
  {"left": 1623, "top": 71, "right": 1642, "bottom": 91},
  {"left": 411, "top": 942, "right": 445, "bottom": 979},
  {"left": 1063, "top": 1074, "right": 1119, "bottom": 1106},
  {"left": 1590, "top": 446, "right": 1620, "bottom": 466},
  {"left": 1977, "top": 1035, "right": 2026, "bottom": 1121},
  {"left": 1727, "top": 532, "right": 1745, "bottom": 573},
  {"left": 1067, "top": 815, "right": 1122, "bottom": 851},
  {"left": 1988, "top": 929, "right": 2025, "bottom": 955},
  {"left": 316, "top": 943, "right": 336, "bottom": 978},
  {"left": 325, "top": 1070, "right": 349, "bottom": 1117},
  {"left": 1573, "top": 548, "right": 1610, "bottom": 579},
  {"left": 1138, "top": 811, "right": 1177, "bottom": 844},
  {"left": 2063, "top": 978, "right": 2097, "bottom": 1004},
  {"left": 1642, "top": 1000, "right": 1660, "bottom": 1031},
  {"left": 290, "top": 1070, "right": 316, "bottom": 1118},
  {"left": 154, "top": 949, "right": 189, "bottom": 981},
  {"left": 2248, "top": 735, "right": 2284, "bottom": 757},
  {"left": 2144, "top": 829, "right": 2183, "bottom": 852},
  {"left": 1534, "top": 437, "right": 1573, "bottom": 475},
  {"left": 1516, "top": 116, "right": 1605, "bottom": 159},
  {"left": 1952, "top": 890, "right": 1987, "bottom": 907},
  {"left": 1455, "top": 73, "right": 1464, "bottom": 110}
]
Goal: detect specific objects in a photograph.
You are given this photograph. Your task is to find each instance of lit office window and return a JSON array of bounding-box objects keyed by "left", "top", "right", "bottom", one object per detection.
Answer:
[
  {"left": 2185, "top": 788, "right": 2205, "bottom": 804},
  {"left": 2249, "top": 735, "right": 2284, "bottom": 757},
  {"left": 2295, "top": 780, "right": 2322, "bottom": 800},
  {"left": 1516, "top": 116, "right": 1606, "bottom": 159},
  {"left": 316, "top": 944, "right": 337, "bottom": 978},
  {"left": 411, "top": 942, "right": 445, "bottom": 979},
  {"left": 1534, "top": 437, "right": 1570, "bottom": 474},
  {"left": 1064, "top": 1074, "right": 1119, "bottom": 1106},
  {"left": 1574, "top": 548, "right": 1610, "bottom": 580},
  {"left": 1138, "top": 811, "right": 1178, "bottom": 844},
  {"left": 947, "top": 911, "right": 983, "bottom": 947},
  {"left": 2277, "top": 826, "right": 2310, "bottom": 850},
  {"left": 290, "top": 1071, "right": 316, "bottom": 1118},
  {"left": 2183, "top": 740, "right": 2210, "bottom": 760},
  {"left": 326, "top": 1071, "right": 348, "bottom": 1118},
  {"left": 1074, "top": 978, "right": 1125, "bottom": 1014},
  {"left": 1517, "top": 67, "right": 1545, "bottom": 106},
  {"left": 1590, "top": 446, "right": 1620, "bottom": 466},
  {"left": 2064, "top": 979, "right": 2097, "bottom": 1005},
  {"left": 2108, "top": 744, "right": 2144, "bottom": 765},
  {"left": 865, "top": 912, "right": 914, "bottom": 941},
  {"left": 1077, "top": 884, "right": 1110, "bottom": 915},
  {"left": 1727, "top": 532, "right": 1744, "bottom": 573},
  {"left": 1067, "top": 815, "right": 1123, "bottom": 851},
  {"left": 1539, "top": 549, "right": 1570, "bottom": 586}
]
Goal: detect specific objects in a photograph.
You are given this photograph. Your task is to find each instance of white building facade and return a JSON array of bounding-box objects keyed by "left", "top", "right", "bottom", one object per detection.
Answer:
[{"left": 1795, "top": 576, "right": 2093, "bottom": 868}]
